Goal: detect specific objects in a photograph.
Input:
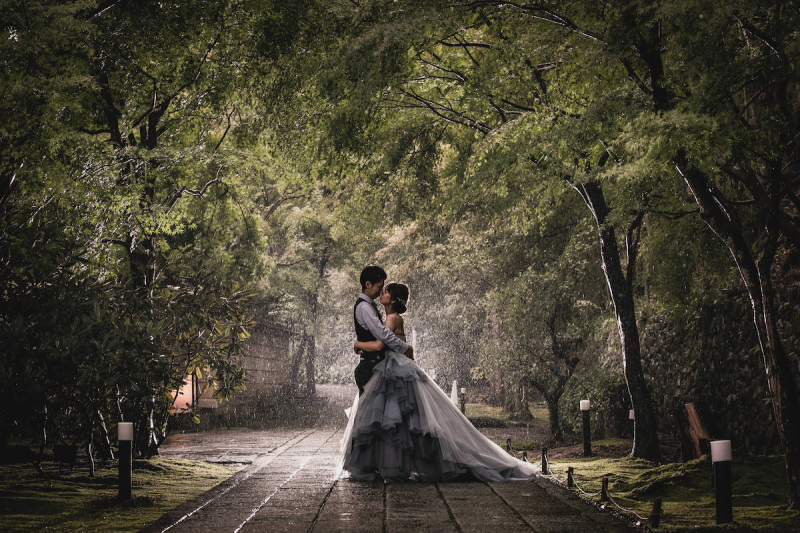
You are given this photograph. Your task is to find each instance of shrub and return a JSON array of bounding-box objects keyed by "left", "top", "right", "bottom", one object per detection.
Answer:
[{"left": 558, "top": 369, "right": 631, "bottom": 439}]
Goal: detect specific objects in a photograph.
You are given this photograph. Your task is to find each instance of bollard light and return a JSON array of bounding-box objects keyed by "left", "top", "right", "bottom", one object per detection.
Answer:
[
  {"left": 711, "top": 440, "right": 733, "bottom": 524},
  {"left": 118, "top": 422, "right": 133, "bottom": 500},
  {"left": 541, "top": 447, "right": 549, "bottom": 475},
  {"left": 119, "top": 422, "right": 133, "bottom": 441},
  {"left": 460, "top": 387, "right": 466, "bottom": 394},
  {"left": 459, "top": 388, "right": 466, "bottom": 415},
  {"left": 711, "top": 440, "right": 732, "bottom": 462},
  {"left": 580, "top": 400, "right": 592, "bottom": 457},
  {"left": 629, "top": 409, "right": 635, "bottom": 420}
]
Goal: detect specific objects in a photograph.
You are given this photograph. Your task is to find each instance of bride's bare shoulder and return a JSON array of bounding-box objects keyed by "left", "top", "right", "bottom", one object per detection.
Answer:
[{"left": 384, "top": 313, "right": 404, "bottom": 333}]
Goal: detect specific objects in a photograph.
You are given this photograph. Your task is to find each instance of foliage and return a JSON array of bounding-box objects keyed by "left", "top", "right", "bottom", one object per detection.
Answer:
[
  {"left": 293, "top": 0, "right": 800, "bottom": 493},
  {"left": 641, "top": 307, "right": 783, "bottom": 455},
  {"left": 4, "top": 0, "right": 800, "bottom": 509},
  {"left": 0, "top": 0, "right": 319, "bottom": 456},
  {"left": 558, "top": 370, "right": 631, "bottom": 439}
]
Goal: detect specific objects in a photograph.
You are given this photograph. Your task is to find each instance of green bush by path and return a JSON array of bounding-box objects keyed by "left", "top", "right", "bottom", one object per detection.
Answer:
[{"left": 0, "top": 456, "right": 239, "bottom": 532}]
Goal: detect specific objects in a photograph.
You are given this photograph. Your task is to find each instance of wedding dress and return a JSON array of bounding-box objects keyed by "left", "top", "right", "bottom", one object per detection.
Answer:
[{"left": 340, "top": 338, "right": 538, "bottom": 482}]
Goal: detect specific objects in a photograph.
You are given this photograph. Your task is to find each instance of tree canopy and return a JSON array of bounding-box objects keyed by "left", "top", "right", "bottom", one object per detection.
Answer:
[{"left": 2, "top": 0, "right": 799, "bottom": 508}]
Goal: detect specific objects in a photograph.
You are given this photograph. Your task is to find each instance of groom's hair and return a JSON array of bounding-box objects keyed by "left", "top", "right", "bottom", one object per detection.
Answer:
[{"left": 360, "top": 265, "right": 387, "bottom": 289}]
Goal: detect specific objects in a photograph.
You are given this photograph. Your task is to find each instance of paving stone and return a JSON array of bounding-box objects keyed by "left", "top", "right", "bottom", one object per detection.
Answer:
[
  {"left": 386, "top": 517, "right": 459, "bottom": 532},
  {"left": 143, "top": 422, "right": 642, "bottom": 533},
  {"left": 312, "top": 519, "right": 383, "bottom": 533}
]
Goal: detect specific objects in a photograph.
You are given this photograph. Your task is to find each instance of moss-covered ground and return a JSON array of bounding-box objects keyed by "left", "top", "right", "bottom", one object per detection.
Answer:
[
  {"left": 464, "top": 401, "right": 548, "bottom": 422},
  {"left": 0, "top": 455, "right": 239, "bottom": 532},
  {"left": 509, "top": 438, "right": 800, "bottom": 532}
]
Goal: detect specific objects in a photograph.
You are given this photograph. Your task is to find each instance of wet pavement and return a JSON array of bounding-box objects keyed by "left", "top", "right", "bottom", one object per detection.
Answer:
[{"left": 141, "top": 386, "right": 640, "bottom": 533}]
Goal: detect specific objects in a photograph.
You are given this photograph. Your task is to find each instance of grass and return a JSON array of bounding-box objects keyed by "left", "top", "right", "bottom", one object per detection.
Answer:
[
  {"left": 465, "top": 402, "right": 512, "bottom": 421},
  {"left": 464, "top": 401, "right": 549, "bottom": 424},
  {"left": 489, "top": 400, "right": 798, "bottom": 531},
  {"left": 4, "top": 397, "right": 799, "bottom": 532},
  {"left": 0, "top": 455, "right": 240, "bottom": 532},
  {"left": 507, "top": 439, "right": 800, "bottom": 532}
]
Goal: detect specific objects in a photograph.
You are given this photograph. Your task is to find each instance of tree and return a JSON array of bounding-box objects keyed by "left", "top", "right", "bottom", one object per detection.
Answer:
[
  {"left": 0, "top": 0, "right": 318, "bottom": 458},
  {"left": 668, "top": 5, "right": 800, "bottom": 507},
  {"left": 300, "top": 0, "right": 664, "bottom": 459},
  {"left": 456, "top": 1, "right": 800, "bottom": 488}
]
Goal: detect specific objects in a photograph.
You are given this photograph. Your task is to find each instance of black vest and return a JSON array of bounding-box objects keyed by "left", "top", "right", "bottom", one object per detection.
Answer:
[{"left": 354, "top": 298, "right": 385, "bottom": 359}]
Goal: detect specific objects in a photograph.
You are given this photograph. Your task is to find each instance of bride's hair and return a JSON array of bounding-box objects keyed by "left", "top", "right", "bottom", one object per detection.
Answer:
[{"left": 385, "top": 282, "right": 410, "bottom": 314}]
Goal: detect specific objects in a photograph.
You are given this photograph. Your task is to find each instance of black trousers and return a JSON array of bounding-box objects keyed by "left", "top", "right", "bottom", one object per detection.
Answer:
[{"left": 354, "top": 358, "right": 381, "bottom": 395}]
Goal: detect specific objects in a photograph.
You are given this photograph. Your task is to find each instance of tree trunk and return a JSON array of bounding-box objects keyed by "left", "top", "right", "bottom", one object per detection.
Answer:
[
  {"left": 86, "top": 417, "right": 95, "bottom": 477},
  {"left": 305, "top": 332, "right": 316, "bottom": 396},
  {"left": 573, "top": 180, "right": 661, "bottom": 460},
  {"left": 96, "top": 409, "right": 115, "bottom": 460},
  {"left": 677, "top": 157, "right": 800, "bottom": 508},
  {"left": 305, "top": 289, "right": 318, "bottom": 396},
  {"left": 289, "top": 336, "right": 304, "bottom": 393},
  {"left": 545, "top": 394, "right": 563, "bottom": 443}
]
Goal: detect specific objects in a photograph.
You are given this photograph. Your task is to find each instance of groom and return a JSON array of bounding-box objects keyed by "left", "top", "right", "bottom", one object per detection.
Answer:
[{"left": 354, "top": 265, "right": 414, "bottom": 394}]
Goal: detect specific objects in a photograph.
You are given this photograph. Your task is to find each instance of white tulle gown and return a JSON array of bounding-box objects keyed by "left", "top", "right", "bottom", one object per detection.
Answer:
[{"left": 340, "top": 340, "right": 538, "bottom": 482}]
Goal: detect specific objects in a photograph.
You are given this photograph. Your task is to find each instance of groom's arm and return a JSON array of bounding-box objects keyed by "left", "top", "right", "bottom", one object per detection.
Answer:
[{"left": 355, "top": 302, "right": 410, "bottom": 354}]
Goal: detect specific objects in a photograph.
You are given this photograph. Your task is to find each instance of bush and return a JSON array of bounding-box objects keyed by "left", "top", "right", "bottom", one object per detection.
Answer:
[
  {"left": 640, "top": 309, "right": 783, "bottom": 455},
  {"left": 558, "top": 369, "right": 631, "bottom": 439},
  {"left": 468, "top": 417, "right": 507, "bottom": 428}
]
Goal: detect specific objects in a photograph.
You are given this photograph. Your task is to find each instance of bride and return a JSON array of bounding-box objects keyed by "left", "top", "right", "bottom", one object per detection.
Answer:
[{"left": 340, "top": 282, "right": 538, "bottom": 482}]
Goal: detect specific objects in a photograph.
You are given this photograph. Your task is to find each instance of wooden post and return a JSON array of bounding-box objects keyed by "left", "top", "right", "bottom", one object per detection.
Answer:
[
  {"left": 649, "top": 498, "right": 663, "bottom": 528},
  {"left": 685, "top": 403, "right": 711, "bottom": 457},
  {"left": 601, "top": 476, "right": 609, "bottom": 502},
  {"left": 541, "top": 447, "right": 549, "bottom": 475},
  {"left": 567, "top": 467, "right": 574, "bottom": 488}
]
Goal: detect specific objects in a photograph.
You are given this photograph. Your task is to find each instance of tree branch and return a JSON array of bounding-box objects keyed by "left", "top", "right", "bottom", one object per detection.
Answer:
[
  {"left": 165, "top": 170, "right": 224, "bottom": 210},
  {"left": 438, "top": 39, "right": 491, "bottom": 49},
  {"left": 625, "top": 211, "right": 644, "bottom": 283},
  {"left": 276, "top": 253, "right": 339, "bottom": 268},
  {"left": 463, "top": 1, "right": 604, "bottom": 43},
  {"left": 396, "top": 88, "right": 492, "bottom": 133},
  {"left": 734, "top": 15, "right": 787, "bottom": 62},
  {"left": 647, "top": 207, "right": 700, "bottom": 219},
  {"left": 619, "top": 58, "right": 652, "bottom": 97},
  {"left": 263, "top": 194, "right": 306, "bottom": 221},
  {"left": 416, "top": 52, "right": 467, "bottom": 82},
  {"left": 214, "top": 107, "right": 237, "bottom": 153}
]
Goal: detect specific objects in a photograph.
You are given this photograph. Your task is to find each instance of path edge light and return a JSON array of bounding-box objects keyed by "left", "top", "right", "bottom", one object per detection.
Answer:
[
  {"left": 580, "top": 400, "right": 592, "bottom": 457},
  {"left": 711, "top": 440, "right": 733, "bottom": 524},
  {"left": 118, "top": 422, "right": 133, "bottom": 500}
]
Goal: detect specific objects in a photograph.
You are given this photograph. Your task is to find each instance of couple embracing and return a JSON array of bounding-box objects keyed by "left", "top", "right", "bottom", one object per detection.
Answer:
[{"left": 340, "top": 266, "right": 538, "bottom": 482}]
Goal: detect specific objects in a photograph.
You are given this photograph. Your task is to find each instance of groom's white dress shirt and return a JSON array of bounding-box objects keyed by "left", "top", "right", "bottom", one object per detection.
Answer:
[{"left": 355, "top": 293, "right": 409, "bottom": 354}]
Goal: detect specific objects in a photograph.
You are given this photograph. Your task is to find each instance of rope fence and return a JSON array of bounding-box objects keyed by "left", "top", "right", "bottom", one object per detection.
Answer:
[{"left": 505, "top": 442, "right": 663, "bottom": 529}]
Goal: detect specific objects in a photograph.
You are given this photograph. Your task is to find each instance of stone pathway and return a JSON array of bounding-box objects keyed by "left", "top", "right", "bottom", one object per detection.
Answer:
[{"left": 141, "top": 386, "right": 640, "bottom": 533}]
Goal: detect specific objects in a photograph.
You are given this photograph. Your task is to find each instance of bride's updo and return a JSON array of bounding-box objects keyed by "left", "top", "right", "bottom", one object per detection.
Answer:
[{"left": 386, "top": 282, "right": 409, "bottom": 314}]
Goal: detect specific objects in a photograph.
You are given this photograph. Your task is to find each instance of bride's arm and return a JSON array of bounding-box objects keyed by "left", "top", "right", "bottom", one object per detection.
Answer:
[{"left": 383, "top": 314, "right": 411, "bottom": 358}]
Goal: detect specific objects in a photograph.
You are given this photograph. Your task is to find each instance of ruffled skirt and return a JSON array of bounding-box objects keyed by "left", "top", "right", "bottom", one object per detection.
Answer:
[{"left": 340, "top": 352, "right": 538, "bottom": 482}]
